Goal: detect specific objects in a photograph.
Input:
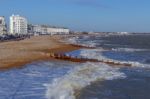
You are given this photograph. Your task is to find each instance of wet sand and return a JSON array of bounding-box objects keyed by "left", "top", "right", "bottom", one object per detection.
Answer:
[{"left": 0, "top": 35, "right": 81, "bottom": 70}]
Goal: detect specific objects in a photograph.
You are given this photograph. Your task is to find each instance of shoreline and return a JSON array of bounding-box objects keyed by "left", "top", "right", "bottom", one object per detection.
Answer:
[{"left": 0, "top": 35, "right": 81, "bottom": 70}]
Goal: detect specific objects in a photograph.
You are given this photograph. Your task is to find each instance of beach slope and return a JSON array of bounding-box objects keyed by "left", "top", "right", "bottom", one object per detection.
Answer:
[{"left": 0, "top": 35, "right": 80, "bottom": 70}]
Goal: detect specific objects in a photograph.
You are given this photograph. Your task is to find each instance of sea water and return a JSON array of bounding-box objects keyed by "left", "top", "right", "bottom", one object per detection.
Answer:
[
  {"left": 66, "top": 34, "right": 150, "bottom": 99},
  {"left": 0, "top": 34, "right": 150, "bottom": 99},
  {"left": 0, "top": 61, "right": 75, "bottom": 99}
]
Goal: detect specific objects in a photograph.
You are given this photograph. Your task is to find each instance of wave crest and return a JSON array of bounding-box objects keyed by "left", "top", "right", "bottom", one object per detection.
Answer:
[{"left": 46, "top": 62, "right": 126, "bottom": 99}]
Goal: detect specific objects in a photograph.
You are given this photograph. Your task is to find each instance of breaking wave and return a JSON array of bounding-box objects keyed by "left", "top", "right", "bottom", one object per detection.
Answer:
[
  {"left": 112, "top": 48, "right": 149, "bottom": 52},
  {"left": 46, "top": 62, "right": 126, "bottom": 99},
  {"left": 65, "top": 37, "right": 97, "bottom": 47},
  {"left": 79, "top": 49, "right": 150, "bottom": 68}
]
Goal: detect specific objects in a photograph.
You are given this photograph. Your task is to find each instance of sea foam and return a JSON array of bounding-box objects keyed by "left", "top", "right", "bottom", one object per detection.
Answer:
[
  {"left": 46, "top": 62, "right": 126, "bottom": 99},
  {"left": 78, "top": 49, "right": 150, "bottom": 68},
  {"left": 112, "top": 48, "right": 149, "bottom": 52}
]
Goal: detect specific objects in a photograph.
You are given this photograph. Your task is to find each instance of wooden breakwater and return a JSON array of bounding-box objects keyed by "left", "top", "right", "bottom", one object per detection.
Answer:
[
  {"left": 69, "top": 44, "right": 112, "bottom": 51},
  {"left": 70, "top": 44, "right": 96, "bottom": 49},
  {"left": 45, "top": 53, "right": 132, "bottom": 66}
]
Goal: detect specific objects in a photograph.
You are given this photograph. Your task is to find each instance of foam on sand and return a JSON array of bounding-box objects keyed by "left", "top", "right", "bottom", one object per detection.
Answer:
[{"left": 46, "top": 62, "right": 126, "bottom": 99}]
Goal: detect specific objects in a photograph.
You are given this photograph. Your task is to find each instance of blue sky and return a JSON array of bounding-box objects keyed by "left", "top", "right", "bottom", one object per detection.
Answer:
[{"left": 0, "top": 0, "right": 150, "bottom": 32}]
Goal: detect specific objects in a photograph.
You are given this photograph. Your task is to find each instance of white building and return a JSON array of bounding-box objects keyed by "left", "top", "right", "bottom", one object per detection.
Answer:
[
  {"left": 31, "top": 25, "right": 69, "bottom": 35},
  {"left": 33, "top": 25, "right": 47, "bottom": 34},
  {"left": 0, "top": 16, "right": 7, "bottom": 35},
  {"left": 47, "top": 27, "right": 69, "bottom": 35},
  {"left": 10, "top": 14, "right": 27, "bottom": 34}
]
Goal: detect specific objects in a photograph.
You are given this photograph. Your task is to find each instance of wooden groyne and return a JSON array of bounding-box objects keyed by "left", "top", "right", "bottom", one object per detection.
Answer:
[
  {"left": 69, "top": 44, "right": 112, "bottom": 51},
  {"left": 45, "top": 53, "right": 132, "bottom": 66},
  {"left": 70, "top": 44, "right": 96, "bottom": 49}
]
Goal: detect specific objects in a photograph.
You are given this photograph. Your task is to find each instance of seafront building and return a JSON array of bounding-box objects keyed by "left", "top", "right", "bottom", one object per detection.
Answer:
[
  {"left": 28, "top": 24, "right": 69, "bottom": 35},
  {"left": 0, "top": 16, "right": 7, "bottom": 35},
  {"left": 10, "top": 14, "right": 27, "bottom": 34},
  {"left": 0, "top": 14, "right": 69, "bottom": 35}
]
